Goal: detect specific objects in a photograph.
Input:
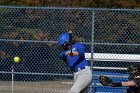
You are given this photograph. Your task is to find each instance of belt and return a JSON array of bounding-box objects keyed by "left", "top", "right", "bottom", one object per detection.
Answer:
[{"left": 74, "top": 66, "right": 86, "bottom": 72}]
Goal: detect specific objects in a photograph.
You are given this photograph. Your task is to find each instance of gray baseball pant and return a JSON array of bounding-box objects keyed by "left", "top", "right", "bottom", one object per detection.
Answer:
[{"left": 69, "top": 66, "right": 92, "bottom": 93}]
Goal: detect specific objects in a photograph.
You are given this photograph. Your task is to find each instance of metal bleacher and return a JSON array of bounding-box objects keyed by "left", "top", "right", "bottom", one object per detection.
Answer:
[{"left": 85, "top": 53, "right": 140, "bottom": 93}]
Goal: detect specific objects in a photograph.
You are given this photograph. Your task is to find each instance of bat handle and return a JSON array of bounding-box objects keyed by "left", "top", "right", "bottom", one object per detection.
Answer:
[
  {"left": 70, "top": 45, "right": 73, "bottom": 56},
  {"left": 71, "top": 48, "right": 72, "bottom": 53}
]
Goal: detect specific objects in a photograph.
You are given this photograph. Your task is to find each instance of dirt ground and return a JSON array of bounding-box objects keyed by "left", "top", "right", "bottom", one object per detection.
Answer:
[{"left": 0, "top": 80, "right": 73, "bottom": 93}]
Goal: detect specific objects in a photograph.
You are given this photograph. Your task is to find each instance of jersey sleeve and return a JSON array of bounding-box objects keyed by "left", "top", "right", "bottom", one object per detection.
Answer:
[{"left": 59, "top": 51, "right": 67, "bottom": 62}]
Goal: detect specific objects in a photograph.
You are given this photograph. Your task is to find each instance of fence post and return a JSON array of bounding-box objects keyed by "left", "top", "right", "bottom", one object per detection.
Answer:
[{"left": 89, "top": 8, "right": 95, "bottom": 93}]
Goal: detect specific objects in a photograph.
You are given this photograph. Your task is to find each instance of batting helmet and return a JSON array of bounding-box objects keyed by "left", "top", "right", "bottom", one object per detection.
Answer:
[{"left": 58, "top": 33, "right": 69, "bottom": 46}]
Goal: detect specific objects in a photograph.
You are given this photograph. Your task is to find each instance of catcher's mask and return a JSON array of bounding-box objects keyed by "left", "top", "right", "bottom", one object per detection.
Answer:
[
  {"left": 58, "top": 33, "right": 69, "bottom": 46},
  {"left": 127, "top": 64, "right": 140, "bottom": 76}
]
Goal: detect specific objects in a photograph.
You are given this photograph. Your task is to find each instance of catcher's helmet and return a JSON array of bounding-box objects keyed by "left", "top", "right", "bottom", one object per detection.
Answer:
[
  {"left": 127, "top": 64, "right": 140, "bottom": 76},
  {"left": 58, "top": 33, "right": 69, "bottom": 46}
]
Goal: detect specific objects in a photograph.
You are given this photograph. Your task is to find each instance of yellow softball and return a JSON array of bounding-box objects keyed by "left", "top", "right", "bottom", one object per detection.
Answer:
[{"left": 13, "top": 56, "right": 20, "bottom": 63}]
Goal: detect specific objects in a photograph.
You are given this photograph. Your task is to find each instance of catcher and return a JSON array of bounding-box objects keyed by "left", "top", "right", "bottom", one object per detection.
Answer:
[{"left": 99, "top": 64, "right": 140, "bottom": 93}]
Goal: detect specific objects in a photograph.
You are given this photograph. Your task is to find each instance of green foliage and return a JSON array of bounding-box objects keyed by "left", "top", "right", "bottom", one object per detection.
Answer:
[
  {"left": 0, "top": 0, "right": 8, "bottom": 5},
  {"left": 0, "top": 8, "right": 12, "bottom": 14},
  {"left": 0, "top": 0, "right": 33, "bottom": 6},
  {"left": 0, "top": 0, "right": 139, "bottom": 8},
  {"left": 16, "top": 28, "right": 39, "bottom": 34}
]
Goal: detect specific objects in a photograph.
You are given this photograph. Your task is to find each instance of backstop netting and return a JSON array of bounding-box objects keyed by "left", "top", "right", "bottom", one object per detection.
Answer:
[{"left": 0, "top": 6, "right": 140, "bottom": 93}]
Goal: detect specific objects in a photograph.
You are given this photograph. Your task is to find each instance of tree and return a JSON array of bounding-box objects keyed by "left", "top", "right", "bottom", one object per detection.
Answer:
[{"left": 0, "top": 0, "right": 139, "bottom": 8}]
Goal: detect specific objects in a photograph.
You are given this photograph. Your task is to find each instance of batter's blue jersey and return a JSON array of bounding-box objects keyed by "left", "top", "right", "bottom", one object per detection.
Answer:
[{"left": 59, "top": 43, "right": 88, "bottom": 72}]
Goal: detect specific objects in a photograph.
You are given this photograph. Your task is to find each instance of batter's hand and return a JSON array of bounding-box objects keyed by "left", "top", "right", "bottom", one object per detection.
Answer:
[
  {"left": 65, "top": 51, "right": 73, "bottom": 56},
  {"left": 99, "top": 75, "right": 113, "bottom": 86},
  {"left": 65, "top": 51, "right": 79, "bottom": 56},
  {"left": 69, "top": 51, "right": 73, "bottom": 56}
]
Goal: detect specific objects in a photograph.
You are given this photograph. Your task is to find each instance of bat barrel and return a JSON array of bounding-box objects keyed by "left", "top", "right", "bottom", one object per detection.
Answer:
[{"left": 68, "top": 31, "right": 72, "bottom": 52}]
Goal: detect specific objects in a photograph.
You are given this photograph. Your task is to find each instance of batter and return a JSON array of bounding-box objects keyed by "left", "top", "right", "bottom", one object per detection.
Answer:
[{"left": 58, "top": 33, "right": 92, "bottom": 93}]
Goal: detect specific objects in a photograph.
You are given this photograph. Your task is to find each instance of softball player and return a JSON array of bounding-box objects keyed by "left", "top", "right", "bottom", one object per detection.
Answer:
[
  {"left": 99, "top": 64, "right": 140, "bottom": 93},
  {"left": 58, "top": 33, "right": 92, "bottom": 93}
]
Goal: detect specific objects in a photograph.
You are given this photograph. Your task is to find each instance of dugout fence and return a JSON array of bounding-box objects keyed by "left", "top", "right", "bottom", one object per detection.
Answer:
[{"left": 0, "top": 6, "right": 140, "bottom": 93}]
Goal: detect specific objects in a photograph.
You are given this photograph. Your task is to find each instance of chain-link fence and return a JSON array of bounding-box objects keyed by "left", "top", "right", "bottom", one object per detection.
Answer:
[{"left": 0, "top": 6, "right": 140, "bottom": 93}]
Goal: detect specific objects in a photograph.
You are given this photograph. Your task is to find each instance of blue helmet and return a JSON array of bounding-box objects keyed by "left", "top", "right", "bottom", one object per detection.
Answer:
[{"left": 58, "top": 33, "right": 69, "bottom": 46}]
